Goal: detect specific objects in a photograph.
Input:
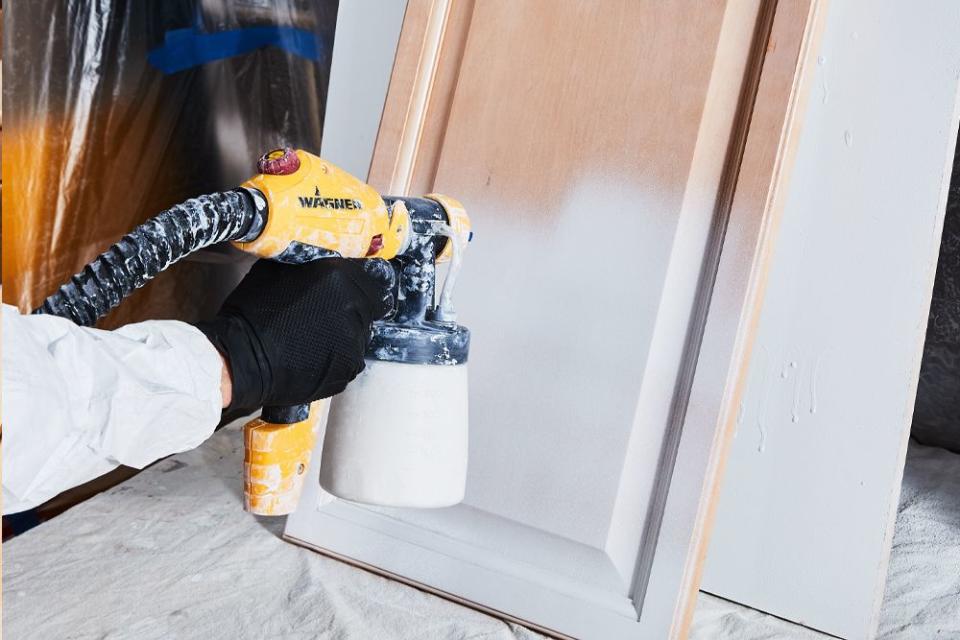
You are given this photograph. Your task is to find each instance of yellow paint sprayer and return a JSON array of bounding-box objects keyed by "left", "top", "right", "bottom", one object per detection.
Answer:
[{"left": 36, "top": 148, "right": 472, "bottom": 515}]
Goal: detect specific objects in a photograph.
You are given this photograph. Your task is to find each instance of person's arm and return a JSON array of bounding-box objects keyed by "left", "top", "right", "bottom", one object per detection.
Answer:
[
  {"left": 1, "top": 303, "right": 225, "bottom": 514},
  {"left": 2, "top": 258, "right": 388, "bottom": 515}
]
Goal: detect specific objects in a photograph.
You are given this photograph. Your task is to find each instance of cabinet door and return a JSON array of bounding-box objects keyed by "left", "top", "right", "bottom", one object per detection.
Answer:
[
  {"left": 287, "top": 2, "right": 824, "bottom": 638},
  {"left": 703, "top": 3, "right": 960, "bottom": 639}
]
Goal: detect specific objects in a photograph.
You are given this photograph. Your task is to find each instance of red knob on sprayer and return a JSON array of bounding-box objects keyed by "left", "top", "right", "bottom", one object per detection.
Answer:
[{"left": 257, "top": 147, "right": 300, "bottom": 175}]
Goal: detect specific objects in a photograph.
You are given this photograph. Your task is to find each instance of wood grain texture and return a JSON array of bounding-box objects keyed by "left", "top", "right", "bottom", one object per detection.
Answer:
[
  {"left": 432, "top": 2, "right": 725, "bottom": 210},
  {"left": 404, "top": 0, "right": 474, "bottom": 195},
  {"left": 367, "top": 0, "right": 452, "bottom": 193}
]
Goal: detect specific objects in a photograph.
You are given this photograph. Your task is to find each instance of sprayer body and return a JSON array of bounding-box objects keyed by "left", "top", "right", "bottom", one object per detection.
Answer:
[
  {"left": 233, "top": 149, "right": 472, "bottom": 514},
  {"left": 35, "top": 147, "right": 472, "bottom": 516},
  {"left": 235, "top": 149, "right": 411, "bottom": 261},
  {"left": 234, "top": 149, "right": 470, "bottom": 267}
]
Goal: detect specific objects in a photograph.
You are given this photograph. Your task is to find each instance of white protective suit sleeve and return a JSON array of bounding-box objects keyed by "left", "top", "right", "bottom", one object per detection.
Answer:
[{"left": 2, "top": 303, "right": 224, "bottom": 514}]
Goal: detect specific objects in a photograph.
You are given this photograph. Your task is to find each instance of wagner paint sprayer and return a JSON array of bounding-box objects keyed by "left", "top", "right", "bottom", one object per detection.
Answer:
[{"left": 36, "top": 148, "right": 473, "bottom": 514}]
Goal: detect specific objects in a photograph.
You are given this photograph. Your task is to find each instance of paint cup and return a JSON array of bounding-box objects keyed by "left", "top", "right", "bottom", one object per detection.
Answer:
[{"left": 320, "top": 358, "right": 469, "bottom": 508}]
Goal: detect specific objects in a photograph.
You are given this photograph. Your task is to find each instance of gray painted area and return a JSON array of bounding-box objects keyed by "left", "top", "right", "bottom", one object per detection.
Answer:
[
  {"left": 913, "top": 138, "right": 960, "bottom": 452},
  {"left": 320, "top": 0, "right": 409, "bottom": 180},
  {"left": 703, "top": 2, "right": 960, "bottom": 639},
  {"left": 454, "top": 175, "right": 682, "bottom": 548}
]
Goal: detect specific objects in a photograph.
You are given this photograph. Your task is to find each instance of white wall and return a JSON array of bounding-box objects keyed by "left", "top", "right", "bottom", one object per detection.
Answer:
[
  {"left": 321, "top": 0, "right": 409, "bottom": 179},
  {"left": 703, "top": 3, "right": 960, "bottom": 639}
]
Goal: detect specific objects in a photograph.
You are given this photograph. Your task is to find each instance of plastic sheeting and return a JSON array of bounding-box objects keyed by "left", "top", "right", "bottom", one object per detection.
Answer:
[
  {"left": 2, "top": 0, "right": 338, "bottom": 329},
  {"left": 913, "top": 135, "right": 960, "bottom": 452}
]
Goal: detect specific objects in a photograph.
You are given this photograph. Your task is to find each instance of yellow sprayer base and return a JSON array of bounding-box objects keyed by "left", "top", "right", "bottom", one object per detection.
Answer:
[{"left": 243, "top": 400, "right": 323, "bottom": 516}]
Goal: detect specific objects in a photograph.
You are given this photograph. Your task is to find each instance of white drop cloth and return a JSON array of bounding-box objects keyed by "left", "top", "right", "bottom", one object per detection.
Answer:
[{"left": 3, "top": 420, "right": 957, "bottom": 639}]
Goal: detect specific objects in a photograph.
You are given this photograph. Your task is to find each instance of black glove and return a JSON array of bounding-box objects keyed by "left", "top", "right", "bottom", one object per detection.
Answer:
[{"left": 197, "top": 258, "right": 391, "bottom": 413}]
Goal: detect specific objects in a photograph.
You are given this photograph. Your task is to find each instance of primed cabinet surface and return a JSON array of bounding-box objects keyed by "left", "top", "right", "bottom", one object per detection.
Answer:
[{"left": 703, "top": 2, "right": 960, "bottom": 639}]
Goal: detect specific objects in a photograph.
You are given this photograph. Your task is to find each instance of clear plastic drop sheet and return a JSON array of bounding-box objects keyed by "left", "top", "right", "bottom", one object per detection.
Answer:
[{"left": 2, "top": 0, "right": 339, "bottom": 328}]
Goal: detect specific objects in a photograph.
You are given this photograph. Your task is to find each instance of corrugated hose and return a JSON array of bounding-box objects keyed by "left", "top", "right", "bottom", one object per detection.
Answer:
[{"left": 33, "top": 189, "right": 263, "bottom": 326}]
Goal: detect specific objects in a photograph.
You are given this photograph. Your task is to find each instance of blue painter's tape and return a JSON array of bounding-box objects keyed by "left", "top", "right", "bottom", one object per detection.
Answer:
[{"left": 148, "top": 26, "right": 324, "bottom": 74}]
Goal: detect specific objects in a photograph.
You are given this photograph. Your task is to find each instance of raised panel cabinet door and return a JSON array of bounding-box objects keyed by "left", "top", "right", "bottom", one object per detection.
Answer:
[{"left": 287, "top": 1, "right": 825, "bottom": 638}]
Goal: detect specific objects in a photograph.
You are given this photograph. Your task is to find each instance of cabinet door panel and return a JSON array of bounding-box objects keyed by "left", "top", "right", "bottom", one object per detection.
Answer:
[{"left": 287, "top": 2, "right": 824, "bottom": 638}]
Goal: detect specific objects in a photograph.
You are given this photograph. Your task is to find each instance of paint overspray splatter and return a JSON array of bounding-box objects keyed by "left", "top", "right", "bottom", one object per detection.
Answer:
[
  {"left": 752, "top": 350, "right": 829, "bottom": 452},
  {"left": 790, "top": 360, "right": 803, "bottom": 423},
  {"left": 755, "top": 347, "right": 772, "bottom": 453},
  {"left": 810, "top": 350, "right": 826, "bottom": 416},
  {"left": 367, "top": 198, "right": 471, "bottom": 367},
  {"left": 818, "top": 55, "right": 829, "bottom": 105}
]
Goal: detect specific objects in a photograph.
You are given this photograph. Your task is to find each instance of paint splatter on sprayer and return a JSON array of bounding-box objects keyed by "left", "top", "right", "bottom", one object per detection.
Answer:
[{"left": 36, "top": 148, "right": 473, "bottom": 514}]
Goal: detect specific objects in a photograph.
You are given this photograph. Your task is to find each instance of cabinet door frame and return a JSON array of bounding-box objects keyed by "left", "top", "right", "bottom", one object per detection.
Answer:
[{"left": 286, "top": 1, "right": 826, "bottom": 638}]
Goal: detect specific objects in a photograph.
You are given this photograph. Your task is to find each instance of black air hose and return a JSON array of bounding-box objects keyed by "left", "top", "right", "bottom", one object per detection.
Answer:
[{"left": 34, "top": 189, "right": 265, "bottom": 326}]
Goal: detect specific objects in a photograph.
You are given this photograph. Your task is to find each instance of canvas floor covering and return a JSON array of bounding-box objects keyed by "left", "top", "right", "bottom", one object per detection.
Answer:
[{"left": 4, "top": 419, "right": 958, "bottom": 639}]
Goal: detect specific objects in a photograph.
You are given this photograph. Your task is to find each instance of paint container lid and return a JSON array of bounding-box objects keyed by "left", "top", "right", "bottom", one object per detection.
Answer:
[{"left": 367, "top": 320, "right": 470, "bottom": 365}]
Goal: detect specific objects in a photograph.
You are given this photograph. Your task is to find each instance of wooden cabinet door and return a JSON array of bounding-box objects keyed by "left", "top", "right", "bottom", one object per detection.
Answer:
[{"left": 287, "top": 2, "right": 824, "bottom": 638}]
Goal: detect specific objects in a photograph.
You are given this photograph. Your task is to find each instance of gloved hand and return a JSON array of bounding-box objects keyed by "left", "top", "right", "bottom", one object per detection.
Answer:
[{"left": 196, "top": 258, "right": 391, "bottom": 414}]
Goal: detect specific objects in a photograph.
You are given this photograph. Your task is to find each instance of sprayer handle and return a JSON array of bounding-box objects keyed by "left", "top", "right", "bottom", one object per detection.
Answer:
[{"left": 243, "top": 403, "right": 318, "bottom": 516}]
